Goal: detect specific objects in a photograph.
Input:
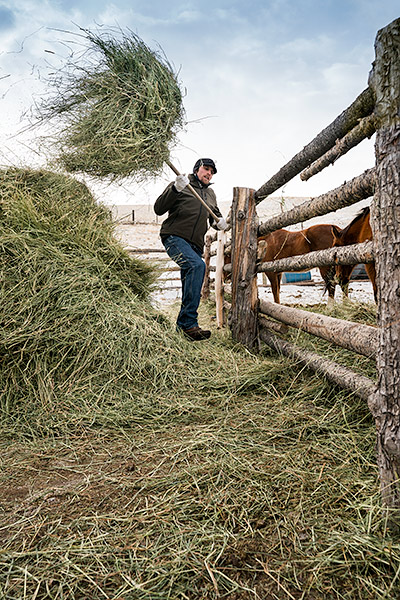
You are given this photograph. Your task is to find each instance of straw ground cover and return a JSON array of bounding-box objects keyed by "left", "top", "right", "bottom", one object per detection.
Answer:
[
  {"left": 1, "top": 172, "right": 400, "bottom": 598},
  {"left": 2, "top": 336, "right": 399, "bottom": 599},
  {"left": 35, "top": 28, "right": 185, "bottom": 180}
]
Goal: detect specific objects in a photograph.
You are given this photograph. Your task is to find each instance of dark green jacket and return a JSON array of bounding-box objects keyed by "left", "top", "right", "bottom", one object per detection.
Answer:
[{"left": 154, "top": 174, "right": 222, "bottom": 252}]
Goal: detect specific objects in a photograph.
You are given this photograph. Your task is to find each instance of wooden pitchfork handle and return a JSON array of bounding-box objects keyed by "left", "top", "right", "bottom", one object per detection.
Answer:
[{"left": 166, "top": 159, "right": 220, "bottom": 223}]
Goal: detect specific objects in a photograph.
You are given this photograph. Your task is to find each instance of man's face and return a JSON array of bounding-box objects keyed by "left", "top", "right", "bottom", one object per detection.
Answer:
[{"left": 196, "top": 165, "right": 215, "bottom": 185}]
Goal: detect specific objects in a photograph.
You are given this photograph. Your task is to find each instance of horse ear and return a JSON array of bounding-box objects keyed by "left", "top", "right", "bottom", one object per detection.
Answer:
[
  {"left": 257, "top": 239, "right": 267, "bottom": 261},
  {"left": 331, "top": 225, "right": 341, "bottom": 241}
]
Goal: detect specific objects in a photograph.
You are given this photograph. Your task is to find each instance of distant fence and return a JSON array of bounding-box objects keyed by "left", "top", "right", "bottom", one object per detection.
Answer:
[
  {"left": 209, "top": 18, "right": 400, "bottom": 515},
  {"left": 126, "top": 247, "right": 182, "bottom": 293}
]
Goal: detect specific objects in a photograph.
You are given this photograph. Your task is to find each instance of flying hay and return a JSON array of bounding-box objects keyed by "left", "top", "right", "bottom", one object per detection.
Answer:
[{"left": 37, "top": 28, "right": 186, "bottom": 180}]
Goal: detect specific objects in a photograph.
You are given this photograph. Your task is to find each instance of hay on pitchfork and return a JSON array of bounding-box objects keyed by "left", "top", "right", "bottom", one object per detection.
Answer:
[{"left": 37, "top": 28, "right": 186, "bottom": 180}]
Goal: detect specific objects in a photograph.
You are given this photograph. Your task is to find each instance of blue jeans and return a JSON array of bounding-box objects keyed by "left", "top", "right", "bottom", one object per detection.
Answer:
[{"left": 162, "top": 235, "right": 206, "bottom": 330}]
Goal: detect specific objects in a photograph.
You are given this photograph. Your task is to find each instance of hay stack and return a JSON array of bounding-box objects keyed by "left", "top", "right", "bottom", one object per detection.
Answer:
[
  {"left": 0, "top": 167, "right": 174, "bottom": 417},
  {"left": 37, "top": 29, "right": 185, "bottom": 180}
]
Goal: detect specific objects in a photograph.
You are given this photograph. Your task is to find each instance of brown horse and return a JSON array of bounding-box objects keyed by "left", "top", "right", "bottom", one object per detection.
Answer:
[
  {"left": 331, "top": 206, "right": 376, "bottom": 301},
  {"left": 257, "top": 224, "right": 342, "bottom": 304}
]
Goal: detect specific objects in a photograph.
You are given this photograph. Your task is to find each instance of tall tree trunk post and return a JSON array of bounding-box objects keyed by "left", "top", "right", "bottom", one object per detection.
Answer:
[
  {"left": 201, "top": 234, "right": 212, "bottom": 300},
  {"left": 369, "top": 17, "right": 400, "bottom": 521},
  {"left": 230, "top": 187, "right": 259, "bottom": 350},
  {"left": 215, "top": 230, "right": 226, "bottom": 328}
]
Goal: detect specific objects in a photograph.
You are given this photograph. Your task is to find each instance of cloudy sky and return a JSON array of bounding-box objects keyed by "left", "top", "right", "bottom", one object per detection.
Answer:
[{"left": 0, "top": 1, "right": 399, "bottom": 210}]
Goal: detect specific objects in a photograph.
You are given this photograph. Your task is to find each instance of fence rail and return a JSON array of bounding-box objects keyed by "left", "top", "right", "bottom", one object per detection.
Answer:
[{"left": 254, "top": 87, "right": 375, "bottom": 201}]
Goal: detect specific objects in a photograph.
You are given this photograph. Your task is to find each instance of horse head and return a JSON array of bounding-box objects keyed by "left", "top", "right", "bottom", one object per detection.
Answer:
[
  {"left": 330, "top": 224, "right": 352, "bottom": 295},
  {"left": 331, "top": 224, "right": 344, "bottom": 246},
  {"left": 256, "top": 237, "right": 268, "bottom": 265}
]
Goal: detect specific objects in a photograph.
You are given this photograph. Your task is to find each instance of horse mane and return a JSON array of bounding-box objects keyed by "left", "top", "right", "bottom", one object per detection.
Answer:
[{"left": 341, "top": 205, "right": 370, "bottom": 235}]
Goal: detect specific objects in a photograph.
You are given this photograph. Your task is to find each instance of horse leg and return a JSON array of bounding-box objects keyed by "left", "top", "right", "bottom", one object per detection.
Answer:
[
  {"left": 320, "top": 266, "right": 336, "bottom": 303},
  {"left": 365, "top": 262, "right": 377, "bottom": 302},
  {"left": 268, "top": 272, "right": 281, "bottom": 304}
]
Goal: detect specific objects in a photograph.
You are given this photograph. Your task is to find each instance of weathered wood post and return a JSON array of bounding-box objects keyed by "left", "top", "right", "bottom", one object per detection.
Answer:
[
  {"left": 201, "top": 234, "right": 212, "bottom": 300},
  {"left": 215, "top": 230, "right": 226, "bottom": 328},
  {"left": 368, "top": 17, "right": 400, "bottom": 520},
  {"left": 230, "top": 187, "right": 259, "bottom": 350}
]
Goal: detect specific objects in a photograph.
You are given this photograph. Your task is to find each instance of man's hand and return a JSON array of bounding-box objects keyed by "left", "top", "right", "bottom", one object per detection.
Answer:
[
  {"left": 174, "top": 174, "right": 189, "bottom": 192},
  {"left": 216, "top": 217, "right": 228, "bottom": 231}
]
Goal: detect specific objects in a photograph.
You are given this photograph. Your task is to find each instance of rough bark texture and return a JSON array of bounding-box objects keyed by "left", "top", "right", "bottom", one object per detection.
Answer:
[
  {"left": 259, "top": 327, "right": 375, "bottom": 401},
  {"left": 208, "top": 230, "right": 218, "bottom": 244},
  {"left": 259, "top": 299, "right": 377, "bottom": 358},
  {"left": 201, "top": 234, "right": 212, "bottom": 300},
  {"left": 369, "top": 17, "right": 400, "bottom": 516},
  {"left": 300, "top": 114, "right": 377, "bottom": 181},
  {"left": 215, "top": 230, "right": 226, "bottom": 328},
  {"left": 259, "top": 315, "right": 289, "bottom": 335},
  {"left": 255, "top": 87, "right": 375, "bottom": 201},
  {"left": 258, "top": 169, "right": 375, "bottom": 236},
  {"left": 257, "top": 241, "right": 374, "bottom": 273},
  {"left": 230, "top": 188, "right": 259, "bottom": 350}
]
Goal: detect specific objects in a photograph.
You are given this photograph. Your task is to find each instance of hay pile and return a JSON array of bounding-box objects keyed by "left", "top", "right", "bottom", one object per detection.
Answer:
[
  {"left": 0, "top": 166, "right": 251, "bottom": 433},
  {"left": 2, "top": 315, "right": 400, "bottom": 598},
  {"left": 0, "top": 167, "right": 184, "bottom": 424},
  {"left": 36, "top": 29, "right": 185, "bottom": 180}
]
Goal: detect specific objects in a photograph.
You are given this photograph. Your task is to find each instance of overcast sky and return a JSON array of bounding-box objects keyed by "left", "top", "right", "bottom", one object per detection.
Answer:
[{"left": 0, "top": 1, "right": 399, "bottom": 210}]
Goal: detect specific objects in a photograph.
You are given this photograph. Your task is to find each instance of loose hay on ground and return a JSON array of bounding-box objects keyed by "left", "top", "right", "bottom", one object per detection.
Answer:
[{"left": 1, "top": 371, "right": 399, "bottom": 599}]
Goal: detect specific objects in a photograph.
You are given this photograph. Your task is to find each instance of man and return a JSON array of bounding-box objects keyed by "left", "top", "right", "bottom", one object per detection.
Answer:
[{"left": 154, "top": 158, "right": 228, "bottom": 341}]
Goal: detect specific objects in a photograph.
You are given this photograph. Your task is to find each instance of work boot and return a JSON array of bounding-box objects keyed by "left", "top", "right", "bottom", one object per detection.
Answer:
[{"left": 182, "top": 326, "right": 211, "bottom": 341}]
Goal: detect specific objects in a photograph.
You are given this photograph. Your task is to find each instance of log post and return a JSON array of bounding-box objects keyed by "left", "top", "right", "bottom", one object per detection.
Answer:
[
  {"left": 215, "top": 230, "right": 226, "bottom": 328},
  {"left": 230, "top": 187, "right": 259, "bottom": 350},
  {"left": 368, "top": 17, "right": 400, "bottom": 520},
  {"left": 201, "top": 234, "right": 212, "bottom": 300}
]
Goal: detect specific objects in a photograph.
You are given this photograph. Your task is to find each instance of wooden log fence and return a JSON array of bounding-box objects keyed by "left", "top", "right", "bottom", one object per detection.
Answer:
[
  {"left": 257, "top": 241, "right": 374, "bottom": 273},
  {"left": 224, "top": 241, "right": 374, "bottom": 275},
  {"left": 300, "top": 113, "right": 377, "bottom": 181},
  {"left": 258, "top": 168, "right": 375, "bottom": 236},
  {"left": 254, "top": 87, "right": 375, "bottom": 201},
  {"left": 127, "top": 247, "right": 182, "bottom": 290},
  {"left": 259, "top": 326, "right": 376, "bottom": 403},
  {"left": 210, "top": 18, "right": 400, "bottom": 518},
  {"left": 259, "top": 298, "right": 377, "bottom": 357},
  {"left": 127, "top": 240, "right": 218, "bottom": 296}
]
